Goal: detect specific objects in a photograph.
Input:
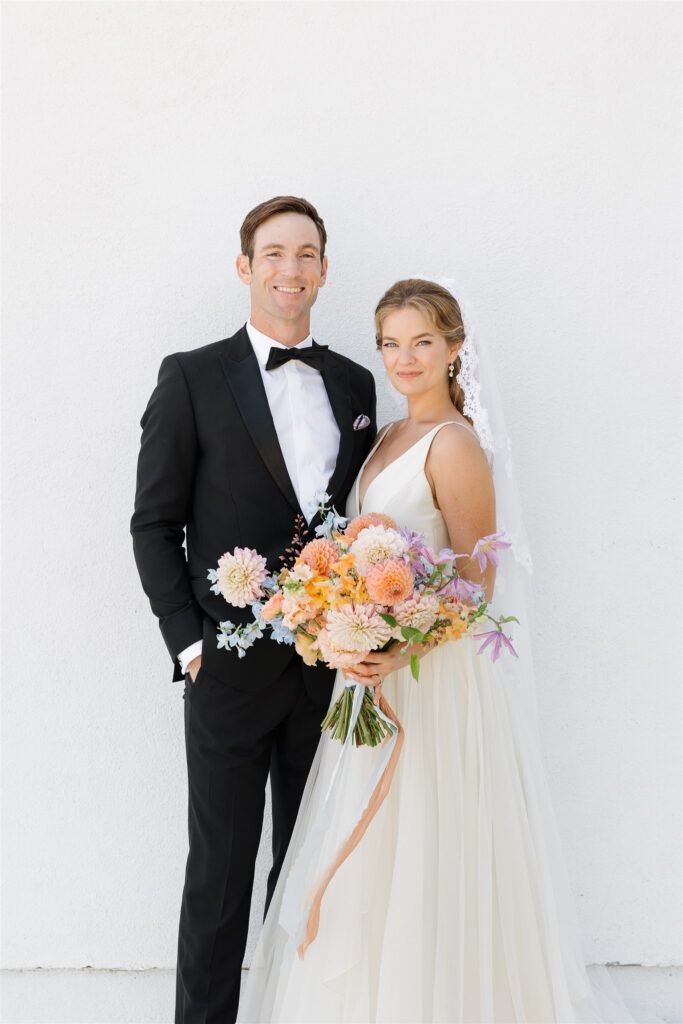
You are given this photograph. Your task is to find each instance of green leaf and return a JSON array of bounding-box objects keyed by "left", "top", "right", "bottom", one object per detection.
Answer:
[
  {"left": 497, "top": 615, "right": 520, "bottom": 625},
  {"left": 380, "top": 612, "right": 398, "bottom": 628},
  {"left": 410, "top": 653, "right": 420, "bottom": 681},
  {"left": 401, "top": 626, "right": 425, "bottom": 643}
]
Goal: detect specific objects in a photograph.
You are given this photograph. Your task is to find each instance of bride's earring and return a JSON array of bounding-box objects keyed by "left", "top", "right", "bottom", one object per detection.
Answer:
[{"left": 448, "top": 361, "right": 455, "bottom": 378}]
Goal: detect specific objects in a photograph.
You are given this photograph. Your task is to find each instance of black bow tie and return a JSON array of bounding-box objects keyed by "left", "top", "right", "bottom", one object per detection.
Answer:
[{"left": 265, "top": 344, "right": 329, "bottom": 373}]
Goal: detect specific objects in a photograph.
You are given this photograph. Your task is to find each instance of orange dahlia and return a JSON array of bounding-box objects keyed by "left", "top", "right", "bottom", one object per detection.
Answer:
[
  {"left": 300, "top": 538, "right": 339, "bottom": 575},
  {"left": 366, "top": 559, "right": 414, "bottom": 606},
  {"left": 344, "top": 512, "right": 398, "bottom": 543}
]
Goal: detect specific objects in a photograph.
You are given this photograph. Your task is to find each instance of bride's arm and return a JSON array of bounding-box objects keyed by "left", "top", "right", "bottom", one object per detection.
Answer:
[
  {"left": 343, "top": 423, "right": 497, "bottom": 691},
  {"left": 425, "top": 423, "right": 497, "bottom": 602}
]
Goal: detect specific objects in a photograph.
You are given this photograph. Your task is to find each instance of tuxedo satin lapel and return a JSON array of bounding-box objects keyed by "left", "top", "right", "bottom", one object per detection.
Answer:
[
  {"left": 320, "top": 350, "right": 355, "bottom": 506},
  {"left": 219, "top": 328, "right": 301, "bottom": 514}
]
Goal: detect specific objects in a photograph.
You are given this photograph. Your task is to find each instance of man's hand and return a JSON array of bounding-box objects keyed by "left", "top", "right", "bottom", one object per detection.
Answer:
[{"left": 187, "top": 655, "right": 202, "bottom": 683}]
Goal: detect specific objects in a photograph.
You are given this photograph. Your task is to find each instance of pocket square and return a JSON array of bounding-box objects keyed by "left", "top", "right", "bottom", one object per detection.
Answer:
[{"left": 353, "top": 414, "right": 371, "bottom": 431}]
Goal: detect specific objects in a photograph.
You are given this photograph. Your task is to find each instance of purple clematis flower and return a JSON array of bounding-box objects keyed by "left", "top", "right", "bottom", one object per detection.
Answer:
[
  {"left": 400, "top": 529, "right": 436, "bottom": 571},
  {"left": 433, "top": 547, "right": 459, "bottom": 565},
  {"left": 475, "top": 629, "right": 518, "bottom": 662},
  {"left": 403, "top": 535, "right": 467, "bottom": 577},
  {"left": 437, "top": 576, "right": 485, "bottom": 602},
  {"left": 400, "top": 528, "right": 430, "bottom": 557},
  {"left": 471, "top": 532, "right": 512, "bottom": 572}
]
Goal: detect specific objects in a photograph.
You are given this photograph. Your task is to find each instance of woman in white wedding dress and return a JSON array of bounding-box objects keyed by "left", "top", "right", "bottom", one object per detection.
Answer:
[{"left": 238, "top": 279, "right": 641, "bottom": 1024}]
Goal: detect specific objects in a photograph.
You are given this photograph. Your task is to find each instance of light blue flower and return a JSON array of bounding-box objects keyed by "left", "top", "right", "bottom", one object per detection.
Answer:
[
  {"left": 270, "top": 621, "right": 296, "bottom": 646},
  {"left": 236, "top": 622, "right": 264, "bottom": 650},
  {"left": 215, "top": 618, "right": 263, "bottom": 656},
  {"left": 251, "top": 601, "right": 267, "bottom": 628},
  {"left": 315, "top": 509, "right": 348, "bottom": 539}
]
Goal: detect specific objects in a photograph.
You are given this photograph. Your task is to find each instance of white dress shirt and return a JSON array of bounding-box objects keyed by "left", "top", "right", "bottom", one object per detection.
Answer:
[{"left": 178, "top": 321, "right": 340, "bottom": 674}]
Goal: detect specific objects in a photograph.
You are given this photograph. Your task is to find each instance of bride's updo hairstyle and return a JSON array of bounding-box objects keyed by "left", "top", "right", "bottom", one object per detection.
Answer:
[{"left": 374, "top": 278, "right": 473, "bottom": 426}]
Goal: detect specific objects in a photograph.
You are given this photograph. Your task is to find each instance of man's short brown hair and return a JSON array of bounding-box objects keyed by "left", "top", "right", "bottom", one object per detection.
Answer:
[{"left": 239, "top": 196, "right": 327, "bottom": 263}]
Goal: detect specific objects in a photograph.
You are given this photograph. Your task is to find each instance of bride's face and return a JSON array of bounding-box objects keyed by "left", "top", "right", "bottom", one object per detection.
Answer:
[{"left": 378, "top": 307, "right": 458, "bottom": 398}]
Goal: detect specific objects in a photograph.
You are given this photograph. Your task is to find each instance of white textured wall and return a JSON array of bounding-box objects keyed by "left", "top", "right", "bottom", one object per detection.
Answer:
[{"left": 2, "top": 0, "right": 680, "bottom": 985}]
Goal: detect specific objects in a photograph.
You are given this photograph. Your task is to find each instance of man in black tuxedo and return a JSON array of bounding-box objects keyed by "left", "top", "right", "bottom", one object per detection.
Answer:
[{"left": 131, "top": 196, "right": 377, "bottom": 1024}]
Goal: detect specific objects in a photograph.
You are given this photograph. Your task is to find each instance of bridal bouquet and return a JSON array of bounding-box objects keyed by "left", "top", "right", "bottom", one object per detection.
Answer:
[{"left": 208, "top": 495, "right": 518, "bottom": 748}]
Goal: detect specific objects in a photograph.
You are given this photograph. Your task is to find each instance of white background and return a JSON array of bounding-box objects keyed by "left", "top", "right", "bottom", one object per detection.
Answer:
[{"left": 2, "top": 0, "right": 680, "bottom": 1012}]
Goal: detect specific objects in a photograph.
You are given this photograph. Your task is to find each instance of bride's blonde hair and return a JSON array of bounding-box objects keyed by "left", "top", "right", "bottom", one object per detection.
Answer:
[{"left": 374, "top": 279, "right": 473, "bottom": 426}]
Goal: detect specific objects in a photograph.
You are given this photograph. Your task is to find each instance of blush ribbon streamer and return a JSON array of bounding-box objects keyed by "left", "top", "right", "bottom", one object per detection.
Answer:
[{"left": 277, "top": 682, "right": 404, "bottom": 960}]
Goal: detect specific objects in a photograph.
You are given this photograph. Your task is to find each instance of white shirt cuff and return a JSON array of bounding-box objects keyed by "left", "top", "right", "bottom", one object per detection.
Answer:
[{"left": 178, "top": 640, "right": 203, "bottom": 675}]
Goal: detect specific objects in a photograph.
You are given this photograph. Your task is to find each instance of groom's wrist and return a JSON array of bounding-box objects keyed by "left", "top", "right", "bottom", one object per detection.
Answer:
[
  {"left": 178, "top": 639, "right": 203, "bottom": 675},
  {"left": 186, "top": 655, "right": 202, "bottom": 682}
]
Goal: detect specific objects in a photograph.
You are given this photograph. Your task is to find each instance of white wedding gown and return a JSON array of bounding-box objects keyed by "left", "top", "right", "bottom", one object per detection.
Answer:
[{"left": 239, "top": 423, "right": 642, "bottom": 1024}]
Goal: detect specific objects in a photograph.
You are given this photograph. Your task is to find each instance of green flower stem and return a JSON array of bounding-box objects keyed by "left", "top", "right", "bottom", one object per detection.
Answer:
[{"left": 322, "top": 687, "right": 393, "bottom": 748}]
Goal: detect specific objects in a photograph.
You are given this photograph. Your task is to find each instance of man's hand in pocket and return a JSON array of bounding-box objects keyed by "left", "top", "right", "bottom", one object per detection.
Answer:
[{"left": 188, "top": 655, "right": 202, "bottom": 683}]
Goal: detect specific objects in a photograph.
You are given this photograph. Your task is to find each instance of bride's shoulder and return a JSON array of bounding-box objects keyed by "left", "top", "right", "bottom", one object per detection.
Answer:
[
  {"left": 431, "top": 417, "right": 481, "bottom": 449},
  {"left": 427, "top": 419, "right": 490, "bottom": 473},
  {"left": 426, "top": 421, "right": 493, "bottom": 507}
]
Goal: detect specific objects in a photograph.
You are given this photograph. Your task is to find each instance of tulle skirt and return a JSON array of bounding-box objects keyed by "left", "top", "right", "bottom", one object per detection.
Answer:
[{"left": 238, "top": 640, "right": 638, "bottom": 1023}]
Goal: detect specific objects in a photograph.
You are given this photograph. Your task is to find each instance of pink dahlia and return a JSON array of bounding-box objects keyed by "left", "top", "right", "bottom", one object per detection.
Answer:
[
  {"left": 313, "top": 629, "right": 363, "bottom": 670},
  {"left": 324, "top": 603, "right": 393, "bottom": 653},
  {"left": 393, "top": 591, "right": 440, "bottom": 634},
  {"left": 300, "top": 538, "right": 339, "bottom": 575},
  {"left": 214, "top": 548, "right": 268, "bottom": 607},
  {"left": 344, "top": 513, "right": 397, "bottom": 543},
  {"left": 366, "top": 560, "right": 414, "bottom": 606}
]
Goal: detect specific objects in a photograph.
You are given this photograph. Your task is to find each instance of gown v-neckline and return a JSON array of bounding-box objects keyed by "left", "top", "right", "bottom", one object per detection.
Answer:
[
  {"left": 356, "top": 419, "right": 476, "bottom": 513},
  {"left": 356, "top": 423, "right": 406, "bottom": 513}
]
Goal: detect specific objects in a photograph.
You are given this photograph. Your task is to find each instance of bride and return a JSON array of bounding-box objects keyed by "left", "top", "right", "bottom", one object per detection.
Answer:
[{"left": 238, "top": 278, "right": 640, "bottom": 1023}]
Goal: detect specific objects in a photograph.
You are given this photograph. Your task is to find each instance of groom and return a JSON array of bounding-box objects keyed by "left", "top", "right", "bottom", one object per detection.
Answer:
[{"left": 131, "top": 196, "right": 377, "bottom": 1024}]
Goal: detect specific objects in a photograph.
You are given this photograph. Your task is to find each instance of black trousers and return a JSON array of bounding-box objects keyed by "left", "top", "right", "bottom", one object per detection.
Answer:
[{"left": 174, "top": 657, "right": 327, "bottom": 1024}]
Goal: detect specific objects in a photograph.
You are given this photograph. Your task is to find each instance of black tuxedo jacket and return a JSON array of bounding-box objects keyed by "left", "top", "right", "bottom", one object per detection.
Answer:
[{"left": 131, "top": 325, "right": 377, "bottom": 700}]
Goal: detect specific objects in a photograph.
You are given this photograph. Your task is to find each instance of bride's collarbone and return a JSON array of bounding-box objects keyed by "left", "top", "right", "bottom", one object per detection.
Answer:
[
  {"left": 373, "top": 417, "right": 467, "bottom": 468},
  {"left": 360, "top": 416, "right": 476, "bottom": 510},
  {"left": 360, "top": 418, "right": 459, "bottom": 502}
]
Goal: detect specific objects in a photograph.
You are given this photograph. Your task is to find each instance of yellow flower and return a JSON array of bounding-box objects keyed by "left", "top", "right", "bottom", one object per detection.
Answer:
[
  {"left": 442, "top": 612, "right": 467, "bottom": 641},
  {"left": 295, "top": 631, "right": 320, "bottom": 667},
  {"left": 331, "top": 552, "right": 355, "bottom": 576}
]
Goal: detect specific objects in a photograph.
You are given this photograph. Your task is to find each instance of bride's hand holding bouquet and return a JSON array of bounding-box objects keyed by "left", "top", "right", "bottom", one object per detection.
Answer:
[{"left": 208, "top": 494, "right": 518, "bottom": 749}]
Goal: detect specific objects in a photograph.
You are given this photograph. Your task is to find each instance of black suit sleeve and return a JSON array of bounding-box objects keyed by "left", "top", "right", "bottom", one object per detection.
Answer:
[{"left": 131, "top": 355, "right": 203, "bottom": 671}]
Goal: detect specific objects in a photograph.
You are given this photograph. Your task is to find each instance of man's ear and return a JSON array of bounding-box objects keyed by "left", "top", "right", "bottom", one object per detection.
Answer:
[
  {"left": 236, "top": 253, "right": 251, "bottom": 284},
  {"left": 318, "top": 254, "right": 329, "bottom": 288}
]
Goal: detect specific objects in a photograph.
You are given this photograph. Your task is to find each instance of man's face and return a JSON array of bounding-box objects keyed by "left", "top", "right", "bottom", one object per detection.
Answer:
[{"left": 236, "top": 212, "right": 328, "bottom": 333}]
